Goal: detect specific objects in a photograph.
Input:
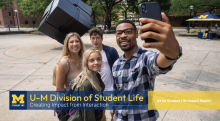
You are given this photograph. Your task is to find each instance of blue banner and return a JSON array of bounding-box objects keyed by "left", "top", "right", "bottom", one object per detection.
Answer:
[{"left": 9, "top": 91, "right": 147, "bottom": 110}]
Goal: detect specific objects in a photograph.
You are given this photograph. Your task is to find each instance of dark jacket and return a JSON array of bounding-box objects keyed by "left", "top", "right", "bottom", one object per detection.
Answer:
[
  {"left": 103, "top": 44, "right": 119, "bottom": 71},
  {"left": 67, "top": 73, "right": 105, "bottom": 121}
]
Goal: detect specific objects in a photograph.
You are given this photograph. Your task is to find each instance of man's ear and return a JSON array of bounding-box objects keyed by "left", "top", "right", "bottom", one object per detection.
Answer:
[{"left": 136, "top": 30, "right": 138, "bottom": 38}]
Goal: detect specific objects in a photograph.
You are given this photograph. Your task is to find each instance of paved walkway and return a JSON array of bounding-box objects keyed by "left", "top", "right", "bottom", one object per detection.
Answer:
[
  {"left": 0, "top": 27, "right": 38, "bottom": 32},
  {"left": 0, "top": 28, "right": 220, "bottom": 121}
]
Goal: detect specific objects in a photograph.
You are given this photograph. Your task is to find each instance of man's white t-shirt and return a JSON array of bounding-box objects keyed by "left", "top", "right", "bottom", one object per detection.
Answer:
[{"left": 98, "top": 50, "right": 114, "bottom": 91}]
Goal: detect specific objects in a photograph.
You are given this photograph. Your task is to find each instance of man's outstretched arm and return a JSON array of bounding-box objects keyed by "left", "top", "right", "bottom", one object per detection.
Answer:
[{"left": 139, "top": 12, "right": 181, "bottom": 68}]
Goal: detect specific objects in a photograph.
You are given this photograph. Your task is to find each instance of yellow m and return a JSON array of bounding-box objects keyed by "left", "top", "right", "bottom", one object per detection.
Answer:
[
  {"left": 199, "top": 15, "right": 208, "bottom": 19},
  {"left": 12, "top": 94, "right": 25, "bottom": 104},
  {"left": 203, "top": 33, "right": 208, "bottom": 37}
]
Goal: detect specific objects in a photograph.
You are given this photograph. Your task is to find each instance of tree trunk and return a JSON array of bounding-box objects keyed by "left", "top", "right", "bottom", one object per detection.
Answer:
[
  {"left": 104, "top": 11, "right": 109, "bottom": 30},
  {"left": 125, "top": 11, "right": 127, "bottom": 19},
  {"left": 10, "top": 1, "right": 15, "bottom": 28},
  {"left": 35, "top": 18, "right": 38, "bottom": 27},
  {"left": 109, "top": 12, "right": 111, "bottom": 28},
  {"left": 93, "top": 9, "right": 96, "bottom": 27},
  {"left": 105, "top": 8, "right": 112, "bottom": 30},
  {"left": 193, "top": 11, "right": 197, "bottom": 17}
]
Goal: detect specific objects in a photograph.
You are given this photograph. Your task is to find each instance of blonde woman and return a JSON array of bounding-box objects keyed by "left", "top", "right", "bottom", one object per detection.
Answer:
[
  {"left": 56, "top": 32, "right": 85, "bottom": 91},
  {"left": 67, "top": 48, "right": 105, "bottom": 121}
]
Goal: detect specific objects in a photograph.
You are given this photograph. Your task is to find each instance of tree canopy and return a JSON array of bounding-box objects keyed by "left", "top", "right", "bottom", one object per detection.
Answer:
[
  {"left": 138, "top": 0, "right": 171, "bottom": 15},
  {"left": 170, "top": 0, "right": 220, "bottom": 17},
  {"left": 14, "top": 0, "right": 52, "bottom": 19},
  {"left": 0, "top": 0, "right": 13, "bottom": 11},
  {"left": 111, "top": 4, "right": 120, "bottom": 24},
  {"left": 97, "top": 0, "right": 123, "bottom": 28},
  {"left": 84, "top": 0, "right": 105, "bottom": 27},
  {"left": 120, "top": 0, "right": 138, "bottom": 20}
]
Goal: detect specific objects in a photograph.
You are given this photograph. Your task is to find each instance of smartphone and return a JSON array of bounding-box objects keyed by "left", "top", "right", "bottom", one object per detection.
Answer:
[{"left": 139, "top": 2, "right": 162, "bottom": 43}]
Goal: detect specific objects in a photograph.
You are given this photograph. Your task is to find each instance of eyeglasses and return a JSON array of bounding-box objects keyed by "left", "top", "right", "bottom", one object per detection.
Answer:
[
  {"left": 115, "top": 28, "right": 136, "bottom": 37},
  {"left": 91, "top": 37, "right": 101, "bottom": 40}
]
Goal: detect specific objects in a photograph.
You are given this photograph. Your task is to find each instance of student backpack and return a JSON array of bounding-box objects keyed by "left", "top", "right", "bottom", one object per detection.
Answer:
[{"left": 54, "top": 79, "right": 79, "bottom": 120}]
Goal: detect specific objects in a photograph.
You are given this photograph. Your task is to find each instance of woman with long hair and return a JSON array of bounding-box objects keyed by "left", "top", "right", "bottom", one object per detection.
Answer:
[
  {"left": 56, "top": 32, "right": 85, "bottom": 91},
  {"left": 67, "top": 48, "right": 105, "bottom": 121}
]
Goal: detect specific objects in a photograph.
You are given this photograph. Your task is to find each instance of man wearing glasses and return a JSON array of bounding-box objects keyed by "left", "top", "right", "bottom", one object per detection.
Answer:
[
  {"left": 112, "top": 13, "right": 182, "bottom": 121},
  {"left": 89, "top": 27, "right": 119, "bottom": 121}
]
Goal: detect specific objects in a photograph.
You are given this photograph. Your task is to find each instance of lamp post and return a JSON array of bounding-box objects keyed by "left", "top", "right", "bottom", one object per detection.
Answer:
[
  {"left": 14, "top": 10, "right": 19, "bottom": 30},
  {"left": 31, "top": 15, "right": 34, "bottom": 29},
  {"left": 188, "top": 6, "right": 194, "bottom": 33},
  {"left": 130, "top": 15, "right": 131, "bottom": 21}
]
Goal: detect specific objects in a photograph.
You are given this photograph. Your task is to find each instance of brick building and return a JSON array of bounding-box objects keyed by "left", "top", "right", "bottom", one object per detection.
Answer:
[{"left": 0, "top": 2, "right": 42, "bottom": 28}]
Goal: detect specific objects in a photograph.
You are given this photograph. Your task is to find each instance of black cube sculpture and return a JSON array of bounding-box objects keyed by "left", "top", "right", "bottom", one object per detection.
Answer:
[{"left": 38, "top": 0, "right": 92, "bottom": 44}]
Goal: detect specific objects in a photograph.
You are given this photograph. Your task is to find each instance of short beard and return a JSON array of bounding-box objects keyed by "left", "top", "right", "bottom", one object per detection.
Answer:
[{"left": 121, "top": 47, "right": 131, "bottom": 51}]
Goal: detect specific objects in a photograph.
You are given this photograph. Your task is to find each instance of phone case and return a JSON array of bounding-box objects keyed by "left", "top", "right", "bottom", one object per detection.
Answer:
[{"left": 139, "top": 2, "right": 162, "bottom": 42}]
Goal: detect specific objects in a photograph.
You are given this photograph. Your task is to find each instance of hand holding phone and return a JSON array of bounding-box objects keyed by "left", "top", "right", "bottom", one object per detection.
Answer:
[{"left": 139, "top": 2, "right": 162, "bottom": 43}]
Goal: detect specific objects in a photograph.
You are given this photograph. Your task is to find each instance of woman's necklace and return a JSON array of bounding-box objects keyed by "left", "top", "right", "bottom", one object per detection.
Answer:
[{"left": 69, "top": 56, "right": 81, "bottom": 66}]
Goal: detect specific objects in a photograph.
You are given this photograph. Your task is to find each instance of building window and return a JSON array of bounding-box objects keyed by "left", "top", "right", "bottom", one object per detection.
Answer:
[
  {"left": 33, "top": 21, "right": 35, "bottom": 24},
  {"left": 10, "top": 21, "right": 12, "bottom": 25},
  {"left": 9, "top": 12, "right": 11, "bottom": 16},
  {"left": 0, "top": 21, "right": 1, "bottom": 25},
  {"left": 25, "top": 21, "right": 28, "bottom": 24}
]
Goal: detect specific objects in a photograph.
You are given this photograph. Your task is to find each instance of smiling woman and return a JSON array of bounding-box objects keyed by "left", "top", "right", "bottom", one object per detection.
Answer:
[
  {"left": 66, "top": 48, "right": 105, "bottom": 121},
  {"left": 56, "top": 32, "right": 86, "bottom": 91},
  {"left": 87, "top": 52, "right": 102, "bottom": 72}
]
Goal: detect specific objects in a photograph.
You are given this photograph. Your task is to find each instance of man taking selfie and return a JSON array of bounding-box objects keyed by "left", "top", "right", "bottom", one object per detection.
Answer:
[{"left": 112, "top": 12, "right": 182, "bottom": 121}]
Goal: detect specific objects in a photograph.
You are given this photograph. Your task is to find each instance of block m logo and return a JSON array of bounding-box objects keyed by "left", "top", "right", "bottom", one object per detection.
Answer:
[
  {"left": 199, "top": 15, "right": 208, "bottom": 19},
  {"left": 12, "top": 94, "right": 25, "bottom": 104},
  {"left": 203, "top": 33, "right": 208, "bottom": 37}
]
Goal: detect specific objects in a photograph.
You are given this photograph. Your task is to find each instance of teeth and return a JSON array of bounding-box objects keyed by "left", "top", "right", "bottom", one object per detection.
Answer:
[{"left": 121, "top": 42, "right": 128, "bottom": 44}]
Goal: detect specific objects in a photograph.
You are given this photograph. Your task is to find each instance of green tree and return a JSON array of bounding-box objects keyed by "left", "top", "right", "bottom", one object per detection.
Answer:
[
  {"left": 200, "top": 0, "right": 220, "bottom": 14},
  {"left": 0, "top": 0, "right": 13, "bottom": 11},
  {"left": 98, "top": 0, "right": 123, "bottom": 29},
  {"left": 127, "top": 0, "right": 170, "bottom": 25},
  {"left": 137, "top": 0, "right": 171, "bottom": 15},
  {"left": 155, "top": 0, "right": 171, "bottom": 15},
  {"left": 170, "top": 0, "right": 220, "bottom": 17},
  {"left": 85, "top": 0, "right": 105, "bottom": 27},
  {"left": 14, "top": 0, "right": 52, "bottom": 26},
  {"left": 111, "top": 4, "right": 120, "bottom": 25},
  {"left": 170, "top": 0, "right": 205, "bottom": 17},
  {"left": 120, "top": 0, "right": 138, "bottom": 20}
]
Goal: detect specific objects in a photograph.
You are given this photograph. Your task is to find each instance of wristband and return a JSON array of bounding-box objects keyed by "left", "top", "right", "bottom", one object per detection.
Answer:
[{"left": 164, "top": 46, "right": 182, "bottom": 61}]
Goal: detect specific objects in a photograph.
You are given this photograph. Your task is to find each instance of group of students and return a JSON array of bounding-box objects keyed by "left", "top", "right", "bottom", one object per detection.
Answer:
[
  {"left": 56, "top": 27, "right": 118, "bottom": 121},
  {"left": 55, "top": 12, "right": 182, "bottom": 121},
  {"left": 101, "top": 25, "right": 109, "bottom": 32}
]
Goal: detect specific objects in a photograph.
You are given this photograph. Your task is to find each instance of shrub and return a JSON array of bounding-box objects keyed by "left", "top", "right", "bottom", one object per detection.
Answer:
[
  {"left": 90, "top": 26, "right": 101, "bottom": 29},
  {"left": 190, "top": 29, "right": 197, "bottom": 33},
  {"left": 109, "top": 27, "right": 116, "bottom": 30},
  {"left": 20, "top": 24, "right": 37, "bottom": 28}
]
